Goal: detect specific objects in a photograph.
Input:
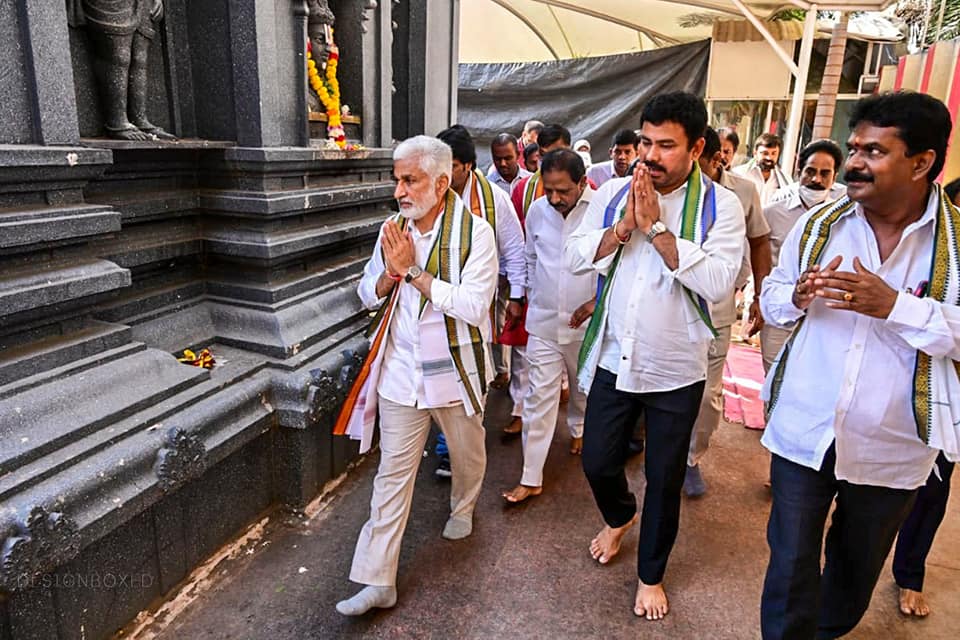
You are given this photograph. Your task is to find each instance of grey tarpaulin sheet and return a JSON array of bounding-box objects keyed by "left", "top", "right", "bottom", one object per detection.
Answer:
[{"left": 458, "top": 40, "right": 710, "bottom": 168}]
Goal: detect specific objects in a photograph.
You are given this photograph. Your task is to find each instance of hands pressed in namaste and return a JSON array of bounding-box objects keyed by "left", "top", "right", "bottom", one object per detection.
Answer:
[
  {"left": 625, "top": 164, "right": 661, "bottom": 236},
  {"left": 794, "top": 254, "right": 899, "bottom": 319},
  {"left": 382, "top": 220, "right": 416, "bottom": 278}
]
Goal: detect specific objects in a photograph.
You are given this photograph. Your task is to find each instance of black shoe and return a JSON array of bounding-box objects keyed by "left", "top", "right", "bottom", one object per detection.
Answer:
[{"left": 435, "top": 456, "right": 452, "bottom": 479}]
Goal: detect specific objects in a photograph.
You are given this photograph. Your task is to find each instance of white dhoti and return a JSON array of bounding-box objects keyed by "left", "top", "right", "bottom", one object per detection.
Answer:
[{"left": 519, "top": 335, "right": 585, "bottom": 487}]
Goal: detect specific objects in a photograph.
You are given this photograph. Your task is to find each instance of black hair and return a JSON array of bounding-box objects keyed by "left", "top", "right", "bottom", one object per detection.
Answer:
[
  {"left": 540, "top": 149, "right": 586, "bottom": 183},
  {"left": 491, "top": 133, "right": 519, "bottom": 151},
  {"left": 612, "top": 128, "right": 639, "bottom": 148},
  {"left": 436, "top": 124, "right": 477, "bottom": 167},
  {"left": 848, "top": 91, "right": 952, "bottom": 183},
  {"left": 718, "top": 127, "right": 740, "bottom": 150},
  {"left": 639, "top": 92, "right": 707, "bottom": 150},
  {"left": 798, "top": 139, "right": 843, "bottom": 173},
  {"left": 944, "top": 178, "right": 960, "bottom": 202},
  {"left": 523, "top": 143, "right": 541, "bottom": 161},
  {"left": 702, "top": 127, "right": 721, "bottom": 158},
  {"left": 754, "top": 133, "right": 783, "bottom": 150},
  {"left": 537, "top": 124, "right": 572, "bottom": 150}
]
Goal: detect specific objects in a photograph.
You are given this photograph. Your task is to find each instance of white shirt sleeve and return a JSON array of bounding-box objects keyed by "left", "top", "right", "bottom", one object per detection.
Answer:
[
  {"left": 669, "top": 188, "right": 745, "bottom": 304},
  {"left": 430, "top": 216, "right": 499, "bottom": 328},
  {"left": 565, "top": 180, "right": 619, "bottom": 276},
  {"left": 885, "top": 293, "right": 960, "bottom": 360},
  {"left": 760, "top": 212, "right": 808, "bottom": 327},
  {"left": 493, "top": 187, "right": 527, "bottom": 297},
  {"left": 524, "top": 206, "right": 539, "bottom": 298},
  {"left": 357, "top": 220, "right": 390, "bottom": 310}
]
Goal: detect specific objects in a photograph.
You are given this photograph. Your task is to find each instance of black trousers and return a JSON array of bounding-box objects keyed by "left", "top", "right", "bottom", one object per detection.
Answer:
[
  {"left": 892, "top": 451, "right": 954, "bottom": 592},
  {"left": 581, "top": 367, "right": 704, "bottom": 585},
  {"left": 761, "top": 447, "right": 918, "bottom": 640}
]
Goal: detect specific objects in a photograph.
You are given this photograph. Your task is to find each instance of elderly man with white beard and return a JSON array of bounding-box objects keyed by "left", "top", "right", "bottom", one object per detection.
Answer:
[{"left": 333, "top": 135, "right": 498, "bottom": 616}]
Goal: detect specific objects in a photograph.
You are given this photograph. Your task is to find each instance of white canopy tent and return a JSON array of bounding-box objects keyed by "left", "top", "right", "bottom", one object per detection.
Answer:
[{"left": 459, "top": 0, "right": 900, "bottom": 171}]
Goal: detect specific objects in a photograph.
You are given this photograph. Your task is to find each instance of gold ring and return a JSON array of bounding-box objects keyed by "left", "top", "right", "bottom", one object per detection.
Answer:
[{"left": 843, "top": 292, "right": 854, "bottom": 302}]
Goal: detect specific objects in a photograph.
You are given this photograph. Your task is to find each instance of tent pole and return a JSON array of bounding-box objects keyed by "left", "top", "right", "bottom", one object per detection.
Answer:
[
  {"left": 729, "top": 0, "right": 799, "bottom": 76},
  {"left": 782, "top": 6, "right": 818, "bottom": 176}
]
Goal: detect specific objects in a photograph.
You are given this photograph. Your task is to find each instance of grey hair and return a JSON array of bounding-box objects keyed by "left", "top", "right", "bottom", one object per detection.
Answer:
[{"left": 393, "top": 135, "right": 452, "bottom": 182}]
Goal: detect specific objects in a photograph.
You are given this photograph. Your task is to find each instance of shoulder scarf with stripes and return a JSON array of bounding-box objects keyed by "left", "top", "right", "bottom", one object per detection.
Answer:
[
  {"left": 743, "top": 158, "right": 792, "bottom": 189},
  {"left": 333, "top": 189, "right": 489, "bottom": 452},
  {"left": 767, "top": 186, "right": 960, "bottom": 458},
  {"left": 577, "top": 164, "right": 718, "bottom": 380},
  {"left": 468, "top": 169, "right": 497, "bottom": 240},
  {"left": 522, "top": 171, "right": 544, "bottom": 217}
]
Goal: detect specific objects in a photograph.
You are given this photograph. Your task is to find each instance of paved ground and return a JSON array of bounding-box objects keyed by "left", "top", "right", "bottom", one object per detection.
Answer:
[{"left": 141, "top": 387, "right": 959, "bottom": 639}]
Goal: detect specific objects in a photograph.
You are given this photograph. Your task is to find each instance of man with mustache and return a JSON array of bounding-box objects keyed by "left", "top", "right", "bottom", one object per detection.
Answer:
[
  {"left": 718, "top": 128, "right": 741, "bottom": 170},
  {"left": 566, "top": 92, "right": 745, "bottom": 621},
  {"left": 436, "top": 125, "right": 527, "bottom": 472},
  {"left": 502, "top": 149, "right": 596, "bottom": 504},
  {"left": 487, "top": 133, "right": 531, "bottom": 195},
  {"left": 587, "top": 129, "right": 640, "bottom": 188},
  {"left": 335, "top": 136, "right": 498, "bottom": 616},
  {"left": 760, "top": 139, "right": 846, "bottom": 373},
  {"left": 759, "top": 92, "right": 960, "bottom": 639},
  {"left": 734, "top": 133, "right": 793, "bottom": 205},
  {"left": 684, "top": 127, "right": 771, "bottom": 496}
]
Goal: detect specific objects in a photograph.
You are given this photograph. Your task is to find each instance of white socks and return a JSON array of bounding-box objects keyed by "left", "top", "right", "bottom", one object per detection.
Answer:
[
  {"left": 442, "top": 515, "right": 473, "bottom": 540},
  {"left": 335, "top": 585, "right": 397, "bottom": 616}
]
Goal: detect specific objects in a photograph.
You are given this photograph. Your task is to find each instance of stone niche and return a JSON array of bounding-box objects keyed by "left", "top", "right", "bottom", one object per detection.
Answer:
[{"left": 0, "top": 2, "right": 456, "bottom": 639}]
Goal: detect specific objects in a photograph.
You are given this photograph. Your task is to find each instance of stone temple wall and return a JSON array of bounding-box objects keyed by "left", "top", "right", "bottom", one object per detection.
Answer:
[{"left": 0, "top": 2, "right": 457, "bottom": 638}]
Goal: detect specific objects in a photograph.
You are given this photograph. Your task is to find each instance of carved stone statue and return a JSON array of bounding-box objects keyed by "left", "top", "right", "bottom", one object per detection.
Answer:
[
  {"left": 307, "top": 0, "right": 336, "bottom": 114},
  {"left": 67, "top": 0, "right": 176, "bottom": 140}
]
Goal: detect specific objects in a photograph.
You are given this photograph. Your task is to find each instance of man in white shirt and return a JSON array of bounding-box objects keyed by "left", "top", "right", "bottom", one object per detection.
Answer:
[
  {"left": 502, "top": 149, "right": 596, "bottom": 504},
  {"left": 487, "top": 133, "right": 531, "bottom": 195},
  {"left": 760, "top": 139, "right": 846, "bottom": 373},
  {"left": 683, "top": 127, "right": 771, "bottom": 496},
  {"left": 435, "top": 126, "right": 527, "bottom": 472},
  {"left": 566, "top": 92, "right": 745, "bottom": 622},
  {"left": 759, "top": 92, "right": 958, "bottom": 640},
  {"left": 733, "top": 133, "right": 793, "bottom": 205},
  {"left": 586, "top": 128, "right": 639, "bottom": 188},
  {"left": 335, "top": 136, "right": 498, "bottom": 616}
]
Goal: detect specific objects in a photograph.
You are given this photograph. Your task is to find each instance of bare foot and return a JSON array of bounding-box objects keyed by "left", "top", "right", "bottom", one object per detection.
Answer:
[
  {"left": 589, "top": 513, "right": 638, "bottom": 564},
  {"left": 502, "top": 484, "right": 542, "bottom": 503},
  {"left": 899, "top": 588, "right": 930, "bottom": 617},
  {"left": 570, "top": 436, "right": 583, "bottom": 455},
  {"left": 502, "top": 416, "right": 522, "bottom": 434},
  {"left": 634, "top": 580, "right": 669, "bottom": 620}
]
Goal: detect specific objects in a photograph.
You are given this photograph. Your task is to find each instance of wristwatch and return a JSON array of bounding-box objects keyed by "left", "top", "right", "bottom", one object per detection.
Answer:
[
  {"left": 646, "top": 220, "right": 668, "bottom": 242},
  {"left": 404, "top": 265, "right": 424, "bottom": 283}
]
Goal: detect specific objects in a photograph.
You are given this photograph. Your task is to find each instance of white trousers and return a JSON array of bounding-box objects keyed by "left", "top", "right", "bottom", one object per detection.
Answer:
[
  {"left": 688, "top": 325, "right": 732, "bottom": 467},
  {"left": 509, "top": 345, "right": 528, "bottom": 417},
  {"left": 349, "top": 395, "right": 487, "bottom": 587},
  {"left": 519, "top": 335, "right": 586, "bottom": 487}
]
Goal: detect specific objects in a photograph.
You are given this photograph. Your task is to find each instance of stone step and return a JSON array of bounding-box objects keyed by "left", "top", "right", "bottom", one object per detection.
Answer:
[
  {"left": 0, "top": 258, "right": 131, "bottom": 317},
  {"left": 0, "top": 203, "right": 120, "bottom": 252},
  {"left": 204, "top": 210, "right": 383, "bottom": 261},
  {"left": 0, "top": 346, "right": 209, "bottom": 474},
  {"left": 0, "top": 321, "right": 132, "bottom": 389}
]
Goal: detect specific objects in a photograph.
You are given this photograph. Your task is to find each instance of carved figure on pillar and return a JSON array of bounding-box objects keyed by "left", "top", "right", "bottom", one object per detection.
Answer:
[
  {"left": 67, "top": 0, "right": 176, "bottom": 140},
  {"left": 307, "top": 0, "right": 335, "bottom": 65}
]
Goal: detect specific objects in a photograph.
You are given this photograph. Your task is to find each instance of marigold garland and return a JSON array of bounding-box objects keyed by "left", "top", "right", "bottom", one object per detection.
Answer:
[{"left": 307, "top": 35, "right": 346, "bottom": 148}]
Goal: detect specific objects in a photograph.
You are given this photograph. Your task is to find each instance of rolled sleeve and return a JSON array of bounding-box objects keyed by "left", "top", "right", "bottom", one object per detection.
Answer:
[
  {"left": 760, "top": 215, "right": 807, "bottom": 328},
  {"left": 430, "top": 217, "right": 499, "bottom": 328},
  {"left": 885, "top": 292, "right": 960, "bottom": 360}
]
